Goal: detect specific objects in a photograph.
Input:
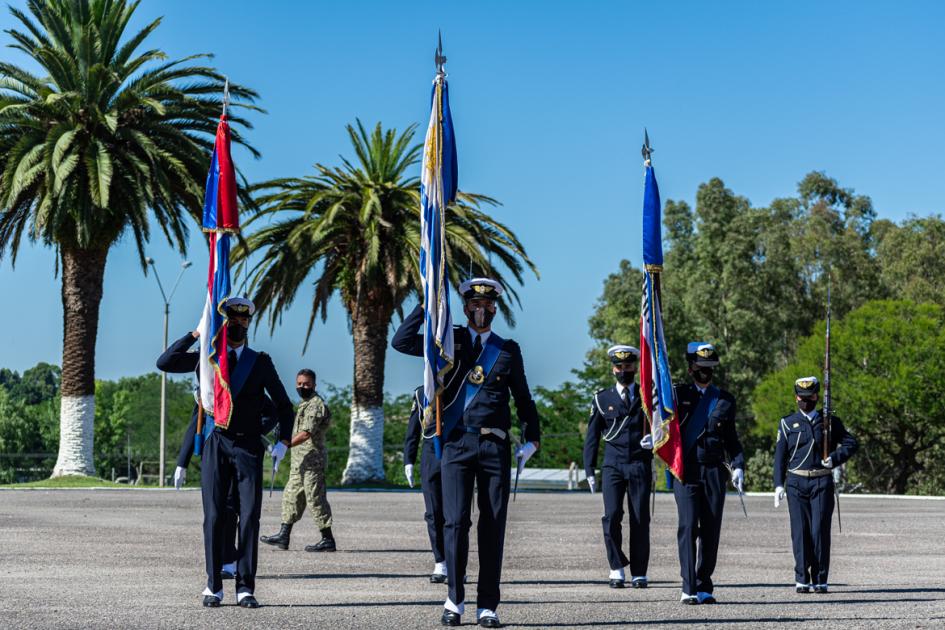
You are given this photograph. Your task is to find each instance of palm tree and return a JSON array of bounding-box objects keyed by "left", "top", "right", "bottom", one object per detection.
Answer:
[
  {"left": 0, "top": 0, "right": 260, "bottom": 477},
  {"left": 236, "top": 121, "right": 538, "bottom": 484}
]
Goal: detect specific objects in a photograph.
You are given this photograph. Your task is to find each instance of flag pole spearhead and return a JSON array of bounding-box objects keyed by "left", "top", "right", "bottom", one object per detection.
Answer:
[
  {"left": 222, "top": 76, "right": 230, "bottom": 118},
  {"left": 435, "top": 30, "right": 447, "bottom": 79},
  {"left": 642, "top": 128, "right": 654, "bottom": 164}
]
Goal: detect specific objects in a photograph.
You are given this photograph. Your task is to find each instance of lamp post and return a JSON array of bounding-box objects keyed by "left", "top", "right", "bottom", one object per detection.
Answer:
[{"left": 146, "top": 257, "right": 192, "bottom": 487}]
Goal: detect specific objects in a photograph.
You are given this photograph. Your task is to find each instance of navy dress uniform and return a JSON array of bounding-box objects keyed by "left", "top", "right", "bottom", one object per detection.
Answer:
[
  {"left": 168, "top": 390, "right": 279, "bottom": 578},
  {"left": 673, "top": 342, "right": 745, "bottom": 605},
  {"left": 774, "top": 377, "right": 857, "bottom": 593},
  {"left": 583, "top": 345, "right": 652, "bottom": 589},
  {"left": 403, "top": 385, "right": 448, "bottom": 583},
  {"left": 157, "top": 297, "right": 294, "bottom": 608},
  {"left": 392, "top": 278, "right": 541, "bottom": 628}
]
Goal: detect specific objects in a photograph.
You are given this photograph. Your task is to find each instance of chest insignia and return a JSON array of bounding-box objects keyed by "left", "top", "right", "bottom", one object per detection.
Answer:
[
  {"left": 607, "top": 405, "right": 614, "bottom": 411},
  {"left": 792, "top": 423, "right": 800, "bottom": 428}
]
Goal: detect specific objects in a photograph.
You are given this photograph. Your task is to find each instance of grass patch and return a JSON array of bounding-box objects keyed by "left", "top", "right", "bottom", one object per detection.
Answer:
[{"left": 1, "top": 476, "right": 129, "bottom": 489}]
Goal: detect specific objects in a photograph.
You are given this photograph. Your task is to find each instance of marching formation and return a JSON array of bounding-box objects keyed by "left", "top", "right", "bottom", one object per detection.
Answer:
[{"left": 153, "top": 36, "right": 859, "bottom": 627}]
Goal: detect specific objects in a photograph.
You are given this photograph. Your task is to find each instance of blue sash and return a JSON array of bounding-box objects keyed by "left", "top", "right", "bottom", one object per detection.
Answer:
[
  {"left": 194, "top": 347, "right": 259, "bottom": 456},
  {"left": 682, "top": 385, "right": 719, "bottom": 455},
  {"left": 440, "top": 332, "right": 505, "bottom": 437}
]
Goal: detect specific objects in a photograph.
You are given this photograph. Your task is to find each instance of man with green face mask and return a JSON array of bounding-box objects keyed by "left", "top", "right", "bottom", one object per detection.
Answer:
[{"left": 260, "top": 368, "right": 335, "bottom": 553}]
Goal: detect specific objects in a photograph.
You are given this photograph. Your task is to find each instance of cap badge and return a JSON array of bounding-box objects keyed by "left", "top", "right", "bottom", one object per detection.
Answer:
[
  {"left": 696, "top": 347, "right": 713, "bottom": 358},
  {"left": 797, "top": 378, "right": 816, "bottom": 389},
  {"left": 473, "top": 284, "right": 489, "bottom": 294},
  {"left": 614, "top": 350, "right": 631, "bottom": 360}
]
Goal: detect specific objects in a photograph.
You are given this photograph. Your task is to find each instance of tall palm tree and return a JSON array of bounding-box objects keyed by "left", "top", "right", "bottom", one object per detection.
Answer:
[
  {"left": 0, "top": 0, "right": 260, "bottom": 477},
  {"left": 236, "top": 121, "right": 538, "bottom": 484}
]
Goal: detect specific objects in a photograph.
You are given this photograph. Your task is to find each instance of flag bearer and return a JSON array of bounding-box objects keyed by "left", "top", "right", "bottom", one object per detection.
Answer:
[
  {"left": 392, "top": 278, "right": 541, "bottom": 628},
  {"left": 673, "top": 342, "right": 745, "bottom": 605}
]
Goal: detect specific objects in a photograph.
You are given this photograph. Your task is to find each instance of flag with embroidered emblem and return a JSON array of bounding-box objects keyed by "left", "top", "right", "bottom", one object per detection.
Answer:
[{"left": 638, "top": 142, "right": 683, "bottom": 480}]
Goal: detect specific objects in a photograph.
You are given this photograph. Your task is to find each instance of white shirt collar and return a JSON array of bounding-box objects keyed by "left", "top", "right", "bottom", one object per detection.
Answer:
[
  {"left": 615, "top": 381, "right": 632, "bottom": 399},
  {"left": 694, "top": 382, "right": 708, "bottom": 395},
  {"left": 229, "top": 343, "right": 245, "bottom": 360},
  {"left": 467, "top": 327, "right": 491, "bottom": 350},
  {"left": 800, "top": 408, "right": 818, "bottom": 422}
]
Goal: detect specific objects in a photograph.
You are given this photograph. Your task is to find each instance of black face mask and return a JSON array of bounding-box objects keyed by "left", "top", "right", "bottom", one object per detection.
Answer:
[
  {"left": 227, "top": 323, "right": 247, "bottom": 343},
  {"left": 467, "top": 306, "right": 495, "bottom": 329},
  {"left": 297, "top": 386, "right": 315, "bottom": 400},
  {"left": 797, "top": 399, "right": 816, "bottom": 413},
  {"left": 615, "top": 370, "right": 636, "bottom": 386},
  {"left": 692, "top": 367, "right": 713, "bottom": 384}
]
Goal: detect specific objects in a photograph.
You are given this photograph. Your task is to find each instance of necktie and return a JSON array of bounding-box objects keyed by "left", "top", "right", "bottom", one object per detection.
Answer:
[
  {"left": 472, "top": 334, "right": 482, "bottom": 358},
  {"left": 228, "top": 349, "right": 238, "bottom": 370}
]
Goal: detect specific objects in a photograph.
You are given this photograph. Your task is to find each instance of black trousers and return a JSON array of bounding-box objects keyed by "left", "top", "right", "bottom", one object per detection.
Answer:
[
  {"left": 202, "top": 431, "right": 263, "bottom": 595},
  {"left": 222, "top": 477, "right": 240, "bottom": 566},
  {"left": 673, "top": 463, "right": 726, "bottom": 595},
  {"left": 786, "top": 474, "right": 834, "bottom": 585},
  {"left": 421, "top": 442, "right": 446, "bottom": 564},
  {"left": 441, "top": 430, "right": 511, "bottom": 612},
  {"left": 600, "top": 460, "right": 651, "bottom": 575}
]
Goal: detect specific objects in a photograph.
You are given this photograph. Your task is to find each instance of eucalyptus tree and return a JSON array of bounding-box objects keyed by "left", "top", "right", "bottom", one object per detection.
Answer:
[
  {"left": 0, "top": 0, "right": 259, "bottom": 476},
  {"left": 237, "top": 121, "right": 537, "bottom": 484}
]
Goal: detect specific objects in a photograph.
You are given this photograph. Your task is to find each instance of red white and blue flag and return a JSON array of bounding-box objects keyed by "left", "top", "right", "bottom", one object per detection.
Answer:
[
  {"left": 197, "top": 103, "right": 240, "bottom": 432},
  {"left": 638, "top": 159, "right": 684, "bottom": 480}
]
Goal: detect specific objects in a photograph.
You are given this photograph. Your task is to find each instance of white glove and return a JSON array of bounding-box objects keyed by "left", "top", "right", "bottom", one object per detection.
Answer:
[
  {"left": 775, "top": 486, "right": 785, "bottom": 508},
  {"left": 587, "top": 475, "right": 596, "bottom": 494},
  {"left": 404, "top": 464, "right": 415, "bottom": 488},
  {"left": 821, "top": 456, "right": 833, "bottom": 469},
  {"left": 640, "top": 434, "right": 654, "bottom": 450},
  {"left": 516, "top": 442, "right": 538, "bottom": 466},
  {"left": 271, "top": 441, "right": 288, "bottom": 471},
  {"left": 173, "top": 466, "right": 186, "bottom": 490},
  {"left": 732, "top": 468, "right": 745, "bottom": 493}
]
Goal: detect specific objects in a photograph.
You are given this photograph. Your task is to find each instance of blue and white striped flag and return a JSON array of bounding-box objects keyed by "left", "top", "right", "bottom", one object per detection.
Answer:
[{"left": 419, "top": 71, "right": 458, "bottom": 458}]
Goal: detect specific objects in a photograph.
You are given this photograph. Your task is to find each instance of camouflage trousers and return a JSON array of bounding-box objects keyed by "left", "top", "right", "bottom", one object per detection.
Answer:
[{"left": 281, "top": 450, "right": 332, "bottom": 530}]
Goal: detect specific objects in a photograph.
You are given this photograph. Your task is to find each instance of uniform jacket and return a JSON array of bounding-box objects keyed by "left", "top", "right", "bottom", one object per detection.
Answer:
[
  {"left": 403, "top": 387, "right": 430, "bottom": 466},
  {"left": 156, "top": 331, "right": 294, "bottom": 443},
  {"left": 583, "top": 384, "right": 652, "bottom": 479},
  {"left": 392, "top": 304, "right": 541, "bottom": 443},
  {"left": 674, "top": 382, "right": 745, "bottom": 480},
  {"left": 292, "top": 393, "right": 331, "bottom": 460},
  {"left": 773, "top": 409, "right": 857, "bottom": 487}
]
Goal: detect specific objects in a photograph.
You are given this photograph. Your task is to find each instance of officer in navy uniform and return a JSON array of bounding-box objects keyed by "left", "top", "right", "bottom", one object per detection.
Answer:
[
  {"left": 583, "top": 345, "right": 653, "bottom": 589},
  {"left": 392, "top": 278, "right": 541, "bottom": 628},
  {"left": 774, "top": 376, "right": 857, "bottom": 594},
  {"left": 673, "top": 342, "right": 745, "bottom": 605},
  {"left": 403, "top": 385, "right": 448, "bottom": 583},
  {"left": 165, "top": 386, "right": 278, "bottom": 580},
  {"left": 157, "top": 297, "right": 294, "bottom": 608}
]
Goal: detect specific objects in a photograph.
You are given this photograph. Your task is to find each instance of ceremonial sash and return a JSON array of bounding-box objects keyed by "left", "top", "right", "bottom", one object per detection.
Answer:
[
  {"left": 440, "top": 332, "right": 505, "bottom": 437},
  {"left": 682, "top": 385, "right": 719, "bottom": 455}
]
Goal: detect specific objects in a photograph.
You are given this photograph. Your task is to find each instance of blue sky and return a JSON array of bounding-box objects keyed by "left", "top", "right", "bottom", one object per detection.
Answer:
[{"left": 1, "top": 0, "right": 943, "bottom": 398}]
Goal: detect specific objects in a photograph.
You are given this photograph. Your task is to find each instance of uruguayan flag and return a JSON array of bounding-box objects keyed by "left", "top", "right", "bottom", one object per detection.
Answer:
[{"left": 419, "top": 71, "right": 458, "bottom": 458}]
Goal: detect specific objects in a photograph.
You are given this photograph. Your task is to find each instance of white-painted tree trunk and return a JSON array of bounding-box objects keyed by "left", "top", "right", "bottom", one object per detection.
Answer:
[
  {"left": 341, "top": 403, "right": 386, "bottom": 484},
  {"left": 51, "top": 395, "right": 96, "bottom": 477}
]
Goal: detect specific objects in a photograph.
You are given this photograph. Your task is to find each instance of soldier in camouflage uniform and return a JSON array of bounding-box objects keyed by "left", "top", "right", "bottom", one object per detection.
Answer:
[{"left": 260, "top": 368, "right": 336, "bottom": 552}]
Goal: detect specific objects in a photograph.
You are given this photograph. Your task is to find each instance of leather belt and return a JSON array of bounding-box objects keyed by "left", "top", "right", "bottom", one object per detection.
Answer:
[
  {"left": 789, "top": 468, "right": 832, "bottom": 478},
  {"left": 461, "top": 426, "right": 507, "bottom": 440}
]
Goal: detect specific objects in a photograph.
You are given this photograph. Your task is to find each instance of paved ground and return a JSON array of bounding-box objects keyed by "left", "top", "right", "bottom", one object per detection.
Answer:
[{"left": 0, "top": 489, "right": 942, "bottom": 629}]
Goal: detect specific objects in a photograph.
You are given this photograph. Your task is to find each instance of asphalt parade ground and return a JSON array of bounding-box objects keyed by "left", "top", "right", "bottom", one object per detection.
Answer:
[{"left": 0, "top": 489, "right": 942, "bottom": 629}]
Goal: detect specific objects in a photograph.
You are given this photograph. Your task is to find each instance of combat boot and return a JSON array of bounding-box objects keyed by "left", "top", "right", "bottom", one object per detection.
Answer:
[
  {"left": 305, "top": 527, "right": 336, "bottom": 552},
  {"left": 260, "top": 523, "right": 292, "bottom": 550}
]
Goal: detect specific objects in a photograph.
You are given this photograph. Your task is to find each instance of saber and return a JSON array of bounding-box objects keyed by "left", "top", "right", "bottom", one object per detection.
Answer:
[
  {"left": 269, "top": 463, "right": 276, "bottom": 498},
  {"left": 737, "top": 488, "right": 749, "bottom": 518},
  {"left": 513, "top": 453, "right": 522, "bottom": 502}
]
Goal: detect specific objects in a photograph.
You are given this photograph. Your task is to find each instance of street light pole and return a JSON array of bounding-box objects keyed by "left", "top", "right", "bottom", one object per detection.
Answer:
[{"left": 147, "top": 258, "right": 192, "bottom": 487}]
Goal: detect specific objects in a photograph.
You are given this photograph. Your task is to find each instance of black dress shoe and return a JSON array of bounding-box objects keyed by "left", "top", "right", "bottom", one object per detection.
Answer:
[
  {"left": 631, "top": 578, "right": 648, "bottom": 589},
  {"left": 305, "top": 537, "right": 336, "bottom": 552},
  {"left": 238, "top": 595, "right": 260, "bottom": 608},
  {"left": 479, "top": 615, "right": 502, "bottom": 628},
  {"left": 699, "top": 594, "right": 717, "bottom": 605},
  {"left": 441, "top": 610, "right": 461, "bottom": 626},
  {"left": 796, "top": 585, "right": 811, "bottom": 594},
  {"left": 813, "top": 585, "right": 828, "bottom": 594},
  {"left": 202, "top": 595, "right": 221, "bottom": 608},
  {"left": 681, "top": 595, "right": 699, "bottom": 605},
  {"left": 609, "top": 579, "right": 626, "bottom": 589},
  {"left": 430, "top": 573, "right": 448, "bottom": 584}
]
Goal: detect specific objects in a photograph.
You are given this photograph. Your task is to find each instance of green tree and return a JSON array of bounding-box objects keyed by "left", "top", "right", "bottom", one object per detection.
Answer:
[
  {"left": 0, "top": 0, "right": 259, "bottom": 477},
  {"left": 752, "top": 300, "right": 945, "bottom": 494},
  {"left": 875, "top": 215, "right": 945, "bottom": 306},
  {"left": 235, "top": 121, "right": 537, "bottom": 484}
]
